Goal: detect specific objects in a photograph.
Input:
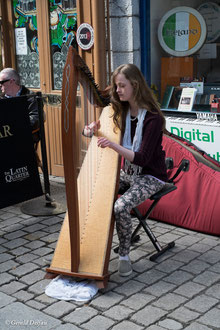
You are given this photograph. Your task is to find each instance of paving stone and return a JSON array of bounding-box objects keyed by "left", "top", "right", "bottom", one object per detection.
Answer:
[
  {"left": 135, "top": 269, "right": 166, "bottom": 285},
  {"left": 153, "top": 293, "right": 187, "bottom": 311},
  {"left": 0, "top": 302, "right": 61, "bottom": 329},
  {"left": 0, "top": 213, "right": 18, "bottom": 221},
  {"left": 190, "top": 243, "right": 214, "bottom": 253},
  {"left": 43, "top": 300, "right": 75, "bottom": 318},
  {"left": 111, "top": 320, "right": 144, "bottom": 330},
  {"left": 54, "top": 324, "right": 81, "bottom": 330},
  {"left": 175, "top": 236, "right": 202, "bottom": 247},
  {"left": 200, "top": 237, "right": 219, "bottom": 247},
  {"left": 147, "top": 326, "right": 166, "bottom": 330},
  {"left": 0, "top": 292, "right": 16, "bottom": 308},
  {"left": 198, "top": 250, "right": 220, "bottom": 264},
  {"left": 90, "top": 291, "right": 124, "bottom": 310},
  {"left": 103, "top": 304, "right": 134, "bottom": 320},
  {"left": 24, "top": 240, "right": 45, "bottom": 249},
  {"left": 181, "top": 260, "right": 210, "bottom": 275},
  {"left": 41, "top": 216, "right": 63, "bottom": 226},
  {"left": 193, "top": 270, "right": 220, "bottom": 286},
  {"left": 198, "top": 308, "right": 220, "bottom": 328},
  {"left": 0, "top": 237, "right": 7, "bottom": 244},
  {"left": 32, "top": 247, "right": 53, "bottom": 256},
  {"left": 4, "top": 230, "right": 28, "bottom": 240},
  {"left": 144, "top": 280, "right": 176, "bottom": 297},
  {"left": 209, "top": 263, "right": 220, "bottom": 273},
  {"left": 158, "top": 318, "right": 183, "bottom": 329},
  {"left": 174, "top": 281, "right": 205, "bottom": 298},
  {"left": 0, "top": 252, "right": 14, "bottom": 263},
  {"left": 0, "top": 260, "right": 20, "bottom": 273},
  {"left": 131, "top": 305, "right": 167, "bottom": 327},
  {"left": 24, "top": 231, "right": 47, "bottom": 241},
  {"left": 0, "top": 246, "right": 7, "bottom": 253},
  {"left": 113, "top": 279, "right": 145, "bottom": 296},
  {"left": 23, "top": 223, "right": 46, "bottom": 233},
  {"left": 63, "top": 306, "right": 98, "bottom": 324},
  {"left": 122, "top": 292, "right": 155, "bottom": 310},
  {"left": 35, "top": 293, "right": 57, "bottom": 305},
  {"left": 184, "top": 322, "right": 211, "bottom": 330},
  {"left": 184, "top": 294, "right": 218, "bottom": 313},
  {"left": 82, "top": 315, "right": 115, "bottom": 329},
  {"left": 43, "top": 224, "right": 62, "bottom": 233},
  {"left": 1, "top": 280, "right": 27, "bottom": 294},
  {"left": 10, "top": 246, "right": 31, "bottom": 256},
  {"left": 39, "top": 233, "right": 59, "bottom": 243},
  {"left": 15, "top": 253, "right": 40, "bottom": 264},
  {"left": 168, "top": 306, "right": 200, "bottom": 323},
  {"left": 171, "top": 249, "right": 200, "bottom": 263},
  {"left": 9, "top": 262, "right": 39, "bottom": 277},
  {"left": 28, "top": 279, "right": 51, "bottom": 295},
  {"left": 163, "top": 270, "right": 193, "bottom": 285},
  {"left": 132, "top": 258, "right": 155, "bottom": 273},
  {"left": 12, "top": 289, "right": 34, "bottom": 302},
  {"left": 2, "top": 223, "right": 24, "bottom": 233},
  {"left": 155, "top": 259, "right": 184, "bottom": 274},
  {"left": 205, "top": 283, "right": 220, "bottom": 299},
  {"left": 26, "top": 300, "right": 46, "bottom": 310},
  {"left": 0, "top": 272, "right": 15, "bottom": 285},
  {"left": 2, "top": 238, "right": 29, "bottom": 249},
  {"left": 20, "top": 270, "right": 45, "bottom": 285}
]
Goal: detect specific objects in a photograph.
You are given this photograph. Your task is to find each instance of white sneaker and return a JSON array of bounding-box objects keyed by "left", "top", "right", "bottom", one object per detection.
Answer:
[{"left": 118, "top": 260, "right": 132, "bottom": 277}]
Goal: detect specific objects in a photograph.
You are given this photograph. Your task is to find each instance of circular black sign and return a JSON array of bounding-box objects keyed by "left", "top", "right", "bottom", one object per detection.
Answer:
[{"left": 76, "top": 23, "right": 94, "bottom": 50}]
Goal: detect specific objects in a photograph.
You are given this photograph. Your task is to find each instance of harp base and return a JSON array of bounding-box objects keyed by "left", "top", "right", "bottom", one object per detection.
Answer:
[{"left": 45, "top": 266, "right": 110, "bottom": 289}]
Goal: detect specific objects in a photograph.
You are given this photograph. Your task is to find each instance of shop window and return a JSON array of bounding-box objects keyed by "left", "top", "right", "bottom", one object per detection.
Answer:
[
  {"left": 13, "top": 0, "right": 40, "bottom": 88},
  {"left": 151, "top": 0, "right": 220, "bottom": 113},
  {"left": 49, "top": 0, "right": 77, "bottom": 90}
]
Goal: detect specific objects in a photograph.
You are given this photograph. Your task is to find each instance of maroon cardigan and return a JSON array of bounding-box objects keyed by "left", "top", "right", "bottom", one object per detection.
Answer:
[{"left": 128, "top": 111, "right": 168, "bottom": 182}]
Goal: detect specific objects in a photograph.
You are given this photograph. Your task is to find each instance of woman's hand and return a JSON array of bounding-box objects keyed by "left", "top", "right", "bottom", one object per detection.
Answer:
[
  {"left": 97, "top": 137, "right": 135, "bottom": 162},
  {"left": 97, "top": 137, "right": 112, "bottom": 148},
  {"left": 83, "top": 120, "right": 100, "bottom": 137}
]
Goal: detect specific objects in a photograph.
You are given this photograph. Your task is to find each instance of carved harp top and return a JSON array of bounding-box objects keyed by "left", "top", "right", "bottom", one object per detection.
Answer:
[{"left": 48, "top": 46, "right": 121, "bottom": 285}]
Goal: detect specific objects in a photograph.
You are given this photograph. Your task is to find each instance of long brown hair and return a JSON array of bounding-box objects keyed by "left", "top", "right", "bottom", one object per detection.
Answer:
[{"left": 110, "top": 64, "right": 165, "bottom": 132}]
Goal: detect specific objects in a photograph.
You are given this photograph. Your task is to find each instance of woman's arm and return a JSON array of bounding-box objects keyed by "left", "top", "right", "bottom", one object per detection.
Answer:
[{"left": 97, "top": 137, "right": 134, "bottom": 162}]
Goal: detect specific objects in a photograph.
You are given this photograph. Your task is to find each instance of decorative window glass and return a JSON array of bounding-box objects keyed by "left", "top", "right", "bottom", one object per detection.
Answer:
[
  {"left": 13, "top": 0, "right": 40, "bottom": 88},
  {"left": 49, "top": 0, "right": 77, "bottom": 90}
]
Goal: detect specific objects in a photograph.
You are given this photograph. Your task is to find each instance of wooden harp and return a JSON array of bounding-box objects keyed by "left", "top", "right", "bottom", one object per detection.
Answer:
[{"left": 46, "top": 46, "right": 121, "bottom": 287}]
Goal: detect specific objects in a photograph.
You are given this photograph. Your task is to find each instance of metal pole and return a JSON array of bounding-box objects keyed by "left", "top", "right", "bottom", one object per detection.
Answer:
[{"left": 36, "top": 91, "right": 51, "bottom": 202}]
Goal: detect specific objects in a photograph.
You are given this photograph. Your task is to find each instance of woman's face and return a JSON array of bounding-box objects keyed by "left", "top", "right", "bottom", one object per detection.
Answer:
[{"left": 115, "top": 73, "right": 134, "bottom": 104}]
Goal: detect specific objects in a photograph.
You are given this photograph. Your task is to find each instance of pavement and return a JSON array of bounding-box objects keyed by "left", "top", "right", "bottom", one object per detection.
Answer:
[{"left": 0, "top": 177, "right": 220, "bottom": 330}]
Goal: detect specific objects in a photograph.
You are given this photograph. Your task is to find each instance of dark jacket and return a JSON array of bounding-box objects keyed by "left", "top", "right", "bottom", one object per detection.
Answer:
[
  {"left": 20, "top": 85, "right": 39, "bottom": 132},
  {"left": 1, "top": 85, "right": 40, "bottom": 142}
]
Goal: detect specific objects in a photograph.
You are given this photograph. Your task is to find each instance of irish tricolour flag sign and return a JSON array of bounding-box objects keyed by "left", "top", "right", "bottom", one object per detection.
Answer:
[{"left": 158, "top": 7, "right": 207, "bottom": 57}]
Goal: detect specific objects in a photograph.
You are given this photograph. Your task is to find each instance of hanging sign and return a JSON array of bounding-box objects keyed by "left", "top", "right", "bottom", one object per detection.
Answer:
[
  {"left": 76, "top": 23, "right": 94, "bottom": 50},
  {"left": 15, "top": 28, "right": 28, "bottom": 55},
  {"left": 158, "top": 7, "right": 207, "bottom": 56}
]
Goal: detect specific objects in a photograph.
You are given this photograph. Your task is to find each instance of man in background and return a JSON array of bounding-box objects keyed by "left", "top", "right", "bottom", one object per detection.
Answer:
[{"left": 0, "top": 68, "right": 40, "bottom": 142}]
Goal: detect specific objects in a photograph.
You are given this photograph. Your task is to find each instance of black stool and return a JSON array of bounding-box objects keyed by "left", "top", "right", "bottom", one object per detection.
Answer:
[{"left": 114, "top": 158, "right": 189, "bottom": 261}]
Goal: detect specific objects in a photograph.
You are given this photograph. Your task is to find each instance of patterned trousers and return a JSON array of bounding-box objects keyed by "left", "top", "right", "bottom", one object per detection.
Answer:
[{"left": 114, "top": 170, "right": 165, "bottom": 256}]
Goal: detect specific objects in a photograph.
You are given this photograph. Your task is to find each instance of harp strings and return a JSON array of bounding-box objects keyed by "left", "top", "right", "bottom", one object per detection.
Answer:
[{"left": 77, "top": 78, "right": 99, "bottom": 240}]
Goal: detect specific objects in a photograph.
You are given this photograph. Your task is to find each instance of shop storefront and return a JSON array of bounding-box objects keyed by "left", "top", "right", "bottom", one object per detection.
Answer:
[
  {"left": 1, "top": 0, "right": 220, "bottom": 176},
  {"left": 143, "top": 0, "right": 220, "bottom": 161},
  {"left": 0, "top": 0, "right": 106, "bottom": 176}
]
